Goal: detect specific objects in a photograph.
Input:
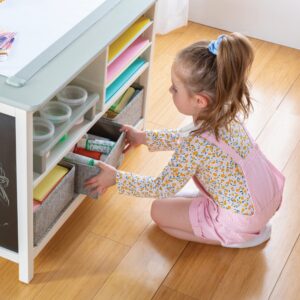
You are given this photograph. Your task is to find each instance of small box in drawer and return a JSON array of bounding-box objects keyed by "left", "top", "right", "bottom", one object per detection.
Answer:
[{"left": 33, "top": 161, "right": 75, "bottom": 246}]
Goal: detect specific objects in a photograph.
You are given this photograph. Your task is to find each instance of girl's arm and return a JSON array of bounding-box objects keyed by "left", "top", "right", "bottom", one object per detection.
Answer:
[
  {"left": 145, "top": 129, "right": 180, "bottom": 152},
  {"left": 116, "top": 135, "right": 201, "bottom": 198},
  {"left": 120, "top": 125, "right": 180, "bottom": 152}
]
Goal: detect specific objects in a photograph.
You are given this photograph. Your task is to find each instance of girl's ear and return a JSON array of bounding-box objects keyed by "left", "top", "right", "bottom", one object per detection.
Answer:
[{"left": 194, "top": 93, "right": 208, "bottom": 109}]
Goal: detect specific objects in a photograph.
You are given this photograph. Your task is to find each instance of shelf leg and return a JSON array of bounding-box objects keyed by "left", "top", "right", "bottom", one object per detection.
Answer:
[
  {"left": 84, "top": 105, "right": 96, "bottom": 121},
  {"left": 16, "top": 109, "right": 34, "bottom": 284}
]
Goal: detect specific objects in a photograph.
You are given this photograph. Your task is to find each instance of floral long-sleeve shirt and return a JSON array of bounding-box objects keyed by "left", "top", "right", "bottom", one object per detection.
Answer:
[{"left": 116, "top": 121, "right": 254, "bottom": 215}]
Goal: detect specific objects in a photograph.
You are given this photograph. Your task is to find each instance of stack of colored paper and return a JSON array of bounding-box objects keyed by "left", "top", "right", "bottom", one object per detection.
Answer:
[
  {"left": 33, "top": 165, "right": 69, "bottom": 203},
  {"left": 108, "top": 16, "right": 151, "bottom": 63},
  {"left": 106, "top": 36, "right": 149, "bottom": 85},
  {"left": 110, "top": 87, "right": 135, "bottom": 113},
  {"left": 0, "top": 31, "right": 16, "bottom": 61},
  {"left": 105, "top": 58, "right": 145, "bottom": 102}
]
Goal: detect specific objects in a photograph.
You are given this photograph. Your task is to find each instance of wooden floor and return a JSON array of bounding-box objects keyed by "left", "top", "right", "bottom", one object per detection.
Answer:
[{"left": 2, "top": 22, "right": 300, "bottom": 300}]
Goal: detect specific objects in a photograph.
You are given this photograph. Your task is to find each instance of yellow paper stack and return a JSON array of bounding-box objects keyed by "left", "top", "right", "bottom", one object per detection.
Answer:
[
  {"left": 33, "top": 165, "right": 69, "bottom": 202},
  {"left": 108, "top": 16, "right": 151, "bottom": 63}
]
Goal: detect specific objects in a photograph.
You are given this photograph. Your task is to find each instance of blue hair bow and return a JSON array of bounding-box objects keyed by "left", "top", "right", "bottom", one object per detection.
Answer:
[{"left": 208, "top": 35, "right": 225, "bottom": 55}]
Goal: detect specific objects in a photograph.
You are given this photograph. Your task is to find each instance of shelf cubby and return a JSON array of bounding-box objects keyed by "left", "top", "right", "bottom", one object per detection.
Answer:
[
  {"left": 33, "top": 92, "right": 99, "bottom": 174},
  {"left": 103, "top": 62, "right": 149, "bottom": 112},
  {"left": 107, "top": 16, "right": 153, "bottom": 65},
  {"left": 106, "top": 38, "right": 151, "bottom": 86}
]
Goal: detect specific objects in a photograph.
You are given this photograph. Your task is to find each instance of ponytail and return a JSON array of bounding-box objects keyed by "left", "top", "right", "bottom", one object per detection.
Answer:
[{"left": 215, "top": 33, "right": 254, "bottom": 133}]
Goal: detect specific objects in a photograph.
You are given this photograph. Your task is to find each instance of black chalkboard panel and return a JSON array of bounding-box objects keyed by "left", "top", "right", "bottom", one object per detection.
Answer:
[{"left": 0, "top": 113, "right": 18, "bottom": 252}]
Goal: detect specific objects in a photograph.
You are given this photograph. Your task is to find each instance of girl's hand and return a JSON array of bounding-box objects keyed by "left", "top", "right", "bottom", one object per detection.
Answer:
[
  {"left": 120, "top": 124, "right": 146, "bottom": 152},
  {"left": 84, "top": 161, "right": 117, "bottom": 195}
]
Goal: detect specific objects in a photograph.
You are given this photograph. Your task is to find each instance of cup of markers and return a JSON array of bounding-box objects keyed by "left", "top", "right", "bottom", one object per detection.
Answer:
[{"left": 0, "top": 31, "right": 16, "bottom": 62}]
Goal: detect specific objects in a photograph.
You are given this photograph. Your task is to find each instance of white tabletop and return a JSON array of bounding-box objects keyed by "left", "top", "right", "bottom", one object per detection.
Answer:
[{"left": 0, "top": 0, "right": 110, "bottom": 78}]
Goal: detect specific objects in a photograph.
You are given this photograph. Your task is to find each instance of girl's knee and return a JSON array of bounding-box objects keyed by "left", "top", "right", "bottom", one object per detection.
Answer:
[{"left": 151, "top": 199, "right": 163, "bottom": 225}]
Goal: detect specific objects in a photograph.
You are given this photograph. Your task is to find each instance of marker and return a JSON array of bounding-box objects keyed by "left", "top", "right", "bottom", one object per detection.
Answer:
[
  {"left": 2, "top": 37, "right": 14, "bottom": 50},
  {"left": 0, "top": 32, "right": 16, "bottom": 49},
  {"left": 64, "top": 152, "right": 100, "bottom": 167}
]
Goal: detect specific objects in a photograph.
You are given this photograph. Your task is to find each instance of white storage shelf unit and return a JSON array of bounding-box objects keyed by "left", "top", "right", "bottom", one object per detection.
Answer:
[{"left": 0, "top": 0, "right": 156, "bottom": 284}]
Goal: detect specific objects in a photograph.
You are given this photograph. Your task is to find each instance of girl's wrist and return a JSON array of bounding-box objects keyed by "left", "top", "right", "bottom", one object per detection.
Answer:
[
  {"left": 140, "top": 131, "right": 147, "bottom": 145},
  {"left": 111, "top": 168, "right": 117, "bottom": 185}
]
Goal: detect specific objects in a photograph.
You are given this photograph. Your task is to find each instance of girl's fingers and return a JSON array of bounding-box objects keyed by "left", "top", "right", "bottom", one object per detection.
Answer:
[
  {"left": 99, "top": 187, "right": 107, "bottom": 194},
  {"left": 120, "top": 124, "right": 130, "bottom": 132},
  {"left": 84, "top": 181, "right": 100, "bottom": 190},
  {"left": 123, "top": 143, "right": 131, "bottom": 153},
  {"left": 89, "top": 186, "right": 99, "bottom": 195},
  {"left": 90, "top": 186, "right": 106, "bottom": 195},
  {"left": 85, "top": 177, "right": 98, "bottom": 185},
  {"left": 84, "top": 181, "right": 92, "bottom": 188},
  {"left": 97, "top": 160, "right": 109, "bottom": 170}
]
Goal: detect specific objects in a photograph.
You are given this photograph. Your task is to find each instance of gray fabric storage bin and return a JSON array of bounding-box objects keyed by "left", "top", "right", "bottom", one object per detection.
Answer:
[
  {"left": 104, "top": 86, "right": 144, "bottom": 126},
  {"left": 33, "top": 161, "right": 75, "bottom": 246},
  {"left": 71, "top": 119, "right": 126, "bottom": 199}
]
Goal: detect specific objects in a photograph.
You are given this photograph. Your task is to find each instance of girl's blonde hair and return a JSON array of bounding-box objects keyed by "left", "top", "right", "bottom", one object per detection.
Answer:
[{"left": 174, "top": 32, "right": 254, "bottom": 139}]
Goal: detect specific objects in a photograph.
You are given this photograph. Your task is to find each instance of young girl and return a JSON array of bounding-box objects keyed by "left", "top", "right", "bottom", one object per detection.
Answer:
[{"left": 85, "top": 33, "right": 285, "bottom": 248}]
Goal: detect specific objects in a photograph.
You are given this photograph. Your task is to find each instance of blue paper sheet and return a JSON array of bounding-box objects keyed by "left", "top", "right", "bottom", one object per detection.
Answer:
[{"left": 105, "top": 58, "right": 145, "bottom": 102}]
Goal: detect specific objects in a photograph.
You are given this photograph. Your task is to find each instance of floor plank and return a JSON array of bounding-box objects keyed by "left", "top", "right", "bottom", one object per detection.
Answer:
[
  {"left": 256, "top": 110, "right": 300, "bottom": 170},
  {"left": 153, "top": 285, "right": 198, "bottom": 300},
  {"left": 93, "top": 224, "right": 187, "bottom": 300},
  {"left": 251, "top": 46, "right": 300, "bottom": 109},
  {"left": 33, "top": 233, "right": 128, "bottom": 300},
  {"left": 278, "top": 74, "right": 300, "bottom": 115},
  {"left": 249, "top": 41, "right": 280, "bottom": 83}
]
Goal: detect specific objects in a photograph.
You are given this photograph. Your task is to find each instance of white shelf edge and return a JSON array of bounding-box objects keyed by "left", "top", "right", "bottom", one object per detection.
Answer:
[
  {"left": 0, "top": 245, "right": 19, "bottom": 263},
  {"left": 33, "top": 194, "right": 86, "bottom": 258},
  {"left": 106, "top": 41, "right": 152, "bottom": 86},
  {"left": 103, "top": 62, "right": 149, "bottom": 112},
  {"left": 107, "top": 20, "right": 153, "bottom": 66}
]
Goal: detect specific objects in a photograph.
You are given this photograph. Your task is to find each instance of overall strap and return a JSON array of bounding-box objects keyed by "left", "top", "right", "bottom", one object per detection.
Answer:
[{"left": 201, "top": 132, "right": 244, "bottom": 165}]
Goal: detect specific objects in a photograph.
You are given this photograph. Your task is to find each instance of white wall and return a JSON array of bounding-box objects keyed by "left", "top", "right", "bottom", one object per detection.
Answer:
[
  {"left": 188, "top": 0, "right": 300, "bottom": 49},
  {"left": 156, "top": 0, "right": 189, "bottom": 34}
]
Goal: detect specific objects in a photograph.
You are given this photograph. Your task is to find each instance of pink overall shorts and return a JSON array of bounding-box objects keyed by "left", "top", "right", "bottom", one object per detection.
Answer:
[{"left": 189, "top": 127, "right": 285, "bottom": 247}]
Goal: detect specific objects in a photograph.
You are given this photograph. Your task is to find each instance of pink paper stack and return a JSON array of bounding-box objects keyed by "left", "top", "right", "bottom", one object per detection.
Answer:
[{"left": 106, "top": 36, "right": 149, "bottom": 85}]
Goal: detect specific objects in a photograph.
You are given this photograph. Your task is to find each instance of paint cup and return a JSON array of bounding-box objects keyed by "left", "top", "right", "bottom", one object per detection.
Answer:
[
  {"left": 40, "top": 101, "right": 72, "bottom": 125},
  {"left": 33, "top": 117, "right": 55, "bottom": 143},
  {"left": 57, "top": 85, "right": 88, "bottom": 107}
]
